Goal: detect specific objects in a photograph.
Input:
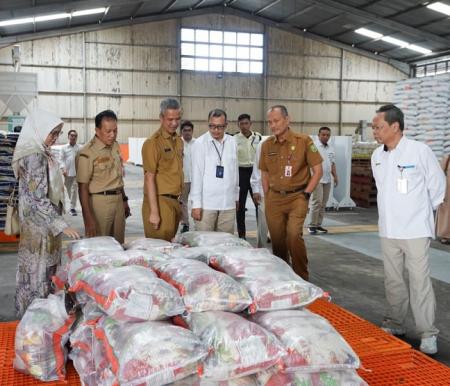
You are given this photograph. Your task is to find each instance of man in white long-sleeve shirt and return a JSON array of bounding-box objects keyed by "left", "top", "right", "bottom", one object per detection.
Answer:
[
  {"left": 60, "top": 130, "right": 80, "bottom": 216},
  {"left": 371, "top": 104, "right": 445, "bottom": 355},
  {"left": 191, "top": 109, "right": 239, "bottom": 234},
  {"left": 251, "top": 136, "right": 269, "bottom": 248},
  {"left": 180, "top": 120, "right": 195, "bottom": 233}
]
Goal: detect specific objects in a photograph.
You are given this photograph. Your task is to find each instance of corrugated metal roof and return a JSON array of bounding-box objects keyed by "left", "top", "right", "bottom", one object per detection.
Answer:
[{"left": 1, "top": 0, "right": 449, "bottom": 64}]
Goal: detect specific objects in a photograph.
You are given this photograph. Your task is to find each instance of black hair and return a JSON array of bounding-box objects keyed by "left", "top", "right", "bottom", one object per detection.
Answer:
[
  {"left": 238, "top": 113, "right": 251, "bottom": 121},
  {"left": 208, "top": 108, "right": 227, "bottom": 121},
  {"left": 95, "top": 110, "right": 117, "bottom": 129},
  {"left": 180, "top": 120, "right": 194, "bottom": 132},
  {"left": 319, "top": 126, "right": 331, "bottom": 133},
  {"left": 68, "top": 129, "right": 78, "bottom": 136},
  {"left": 376, "top": 104, "right": 404, "bottom": 131}
]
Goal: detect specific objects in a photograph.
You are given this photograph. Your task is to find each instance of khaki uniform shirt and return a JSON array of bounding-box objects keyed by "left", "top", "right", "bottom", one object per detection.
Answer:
[
  {"left": 142, "top": 128, "right": 184, "bottom": 197},
  {"left": 76, "top": 136, "right": 124, "bottom": 193},
  {"left": 259, "top": 129, "right": 323, "bottom": 191},
  {"left": 235, "top": 131, "right": 262, "bottom": 167}
]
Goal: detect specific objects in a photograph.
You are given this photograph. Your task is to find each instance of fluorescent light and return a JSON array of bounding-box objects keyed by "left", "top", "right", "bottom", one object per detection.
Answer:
[
  {"left": 355, "top": 28, "right": 382, "bottom": 39},
  {"left": 35, "top": 13, "right": 70, "bottom": 22},
  {"left": 427, "top": 2, "right": 450, "bottom": 16},
  {"left": 408, "top": 44, "right": 433, "bottom": 55},
  {"left": 0, "top": 7, "right": 108, "bottom": 27},
  {"left": 72, "top": 7, "right": 108, "bottom": 17},
  {"left": 381, "top": 36, "right": 409, "bottom": 47},
  {"left": 0, "top": 17, "right": 34, "bottom": 27},
  {"left": 355, "top": 27, "right": 432, "bottom": 55}
]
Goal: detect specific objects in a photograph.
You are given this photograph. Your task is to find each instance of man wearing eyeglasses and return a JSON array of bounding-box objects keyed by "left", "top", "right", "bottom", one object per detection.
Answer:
[
  {"left": 190, "top": 109, "right": 239, "bottom": 234},
  {"left": 235, "top": 113, "right": 262, "bottom": 239},
  {"left": 60, "top": 130, "right": 80, "bottom": 216}
]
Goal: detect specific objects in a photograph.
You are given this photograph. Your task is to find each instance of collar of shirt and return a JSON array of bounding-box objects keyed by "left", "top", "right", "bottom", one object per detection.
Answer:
[
  {"left": 207, "top": 131, "right": 228, "bottom": 145},
  {"left": 159, "top": 127, "right": 178, "bottom": 140},
  {"left": 273, "top": 128, "right": 294, "bottom": 144},
  {"left": 237, "top": 131, "right": 255, "bottom": 140},
  {"left": 93, "top": 136, "right": 111, "bottom": 150},
  {"left": 383, "top": 135, "right": 406, "bottom": 153}
]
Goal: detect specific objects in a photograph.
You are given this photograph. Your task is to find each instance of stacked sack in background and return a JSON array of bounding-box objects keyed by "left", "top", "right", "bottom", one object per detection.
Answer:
[
  {"left": 393, "top": 73, "right": 450, "bottom": 160},
  {"left": 14, "top": 232, "right": 367, "bottom": 385}
]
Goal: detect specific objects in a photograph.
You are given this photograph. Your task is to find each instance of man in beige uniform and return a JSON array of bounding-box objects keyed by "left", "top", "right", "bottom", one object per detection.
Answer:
[
  {"left": 259, "top": 105, "right": 323, "bottom": 280},
  {"left": 142, "top": 98, "right": 184, "bottom": 241},
  {"left": 77, "top": 110, "right": 130, "bottom": 244}
]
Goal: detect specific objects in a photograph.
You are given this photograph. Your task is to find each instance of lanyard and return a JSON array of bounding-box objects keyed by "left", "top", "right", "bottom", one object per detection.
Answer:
[{"left": 212, "top": 140, "right": 225, "bottom": 165}]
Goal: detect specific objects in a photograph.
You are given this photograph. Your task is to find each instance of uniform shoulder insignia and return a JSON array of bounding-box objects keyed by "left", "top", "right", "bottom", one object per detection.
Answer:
[
  {"left": 79, "top": 153, "right": 89, "bottom": 159},
  {"left": 309, "top": 143, "right": 319, "bottom": 153}
]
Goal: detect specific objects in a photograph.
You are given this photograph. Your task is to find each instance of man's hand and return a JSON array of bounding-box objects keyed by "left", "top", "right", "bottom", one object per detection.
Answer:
[
  {"left": 191, "top": 208, "right": 202, "bottom": 221},
  {"left": 63, "top": 227, "right": 80, "bottom": 239},
  {"left": 253, "top": 193, "right": 262, "bottom": 205},
  {"left": 62, "top": 169, "right": 67, "bottom": 177},
  {"left": 84, "top": 217, "right": 97, "bottom": 238},
  {"left": 124, "top": 201, "right": 131, "bottom": 218},
  {"left": 334, "top": 177, "right": 339, "bottom": 187},
  {"left": 149, "top": 211, "right": 161, "bottom": 230}
]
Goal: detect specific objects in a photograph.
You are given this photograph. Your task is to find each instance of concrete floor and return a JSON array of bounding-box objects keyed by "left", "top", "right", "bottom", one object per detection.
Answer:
[{"left": 1, "top": 164, "right": 449, "bottom": 367}]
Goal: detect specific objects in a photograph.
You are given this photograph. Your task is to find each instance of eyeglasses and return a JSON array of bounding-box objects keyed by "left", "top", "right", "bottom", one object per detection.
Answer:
[{"left": 208, "top": 124, "right": 226, "bottom": 131}]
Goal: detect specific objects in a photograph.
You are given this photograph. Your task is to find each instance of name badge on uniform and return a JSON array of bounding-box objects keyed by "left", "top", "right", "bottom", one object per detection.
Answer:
[
  {"left": 285, "top": 165, "right": 292, "bottom": 177},
  {"left": 216, "top": 165, "right": 224, "bottom": 178},
  {"left": 397, "top": 178, "right": 408, "bottom": 194}
]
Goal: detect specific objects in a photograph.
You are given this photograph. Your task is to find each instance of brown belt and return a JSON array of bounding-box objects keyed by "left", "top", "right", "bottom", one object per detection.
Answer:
[
  {"left": 270, "top": 186, "right": 306, "bottom": 196},
  {"left": 92, "top": 189, "right": 122, "bottom": 196},
  {"left": 160, "top": 194, "right": 181, "bottom": 201}
]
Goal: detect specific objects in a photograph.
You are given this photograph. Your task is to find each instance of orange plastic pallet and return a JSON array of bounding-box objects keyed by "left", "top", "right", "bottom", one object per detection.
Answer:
[
  {"left": 0, "top": 321, "right": 81, "bottom": 386},
  {"left": 358, "top": 350, "right": 450, "bottom": 385},
  {"left": 308, "top": 299, "right": 411, "bottom": 358}
]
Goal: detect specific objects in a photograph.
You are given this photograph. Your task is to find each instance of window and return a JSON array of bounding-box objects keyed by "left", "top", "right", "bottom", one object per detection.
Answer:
[
  {"left": 180, "top": 28, "right": 264, "bottom": 74},
  {"left": 414, "top": 59, "right": 450, "bottom": 78}
]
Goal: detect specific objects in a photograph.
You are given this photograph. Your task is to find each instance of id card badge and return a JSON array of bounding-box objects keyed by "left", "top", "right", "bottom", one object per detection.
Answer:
[
  {"left": 285, "top": 165, "right": 292, "bottom": 177},
  {"left": 216, "top": 165, "right": 224, "bottom": 178},
  {"left": 397, "top": 178, "right": 408, "bottom": 194}
]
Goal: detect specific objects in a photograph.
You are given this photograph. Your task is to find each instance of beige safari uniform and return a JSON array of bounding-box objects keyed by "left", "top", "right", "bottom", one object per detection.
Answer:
[
  {"left": 142, "top": 128, "right": 184, "bottom": 241},
  {"left": 259, "top": 129, "right": 322, "bottom": 280},
  {"left": 76, "top": 136, "right": 126, "bottom": 243}
]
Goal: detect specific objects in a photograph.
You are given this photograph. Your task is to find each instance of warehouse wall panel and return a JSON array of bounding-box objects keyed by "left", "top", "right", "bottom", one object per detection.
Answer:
[{"left": 0, "top": 13, "right": 406, "bottom": 142}]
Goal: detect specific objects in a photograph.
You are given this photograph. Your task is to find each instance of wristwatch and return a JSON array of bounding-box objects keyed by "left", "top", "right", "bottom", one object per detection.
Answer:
[{"left": 303, "top": 191, "right": 311, "bottom": 200}]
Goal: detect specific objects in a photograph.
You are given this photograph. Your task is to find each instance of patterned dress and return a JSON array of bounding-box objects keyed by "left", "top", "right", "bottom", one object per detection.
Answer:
[{"left": 15, "top": 153, "right": 67, "bottom": 317}]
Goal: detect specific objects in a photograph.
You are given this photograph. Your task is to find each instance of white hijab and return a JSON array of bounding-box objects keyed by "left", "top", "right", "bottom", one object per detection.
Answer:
[{"left": 12, "top": 108, "right": 65, "bottom": 207}]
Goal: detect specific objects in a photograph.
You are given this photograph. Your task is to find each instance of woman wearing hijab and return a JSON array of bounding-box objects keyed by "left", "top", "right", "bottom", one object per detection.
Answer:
[
  {"left": 12, "top": 109, "right": 79, "bottom": 317},
  {"left": 436, "top": 154, "right": 450, "bottom": 244}
]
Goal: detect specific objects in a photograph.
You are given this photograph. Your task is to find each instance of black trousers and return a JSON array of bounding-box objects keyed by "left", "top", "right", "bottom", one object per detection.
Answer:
[{"left": 237, "top": 166, "right": 257, "bottom": 237}]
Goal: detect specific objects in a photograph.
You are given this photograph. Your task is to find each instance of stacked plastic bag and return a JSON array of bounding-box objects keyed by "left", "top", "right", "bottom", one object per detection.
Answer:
[
  {"left": 15, "top": 234, "right": 366, "bottom": 385},
  {"left": 393, "top": 74, "right": 450, "bottom": 160},
  {"left": 14, "top": 294, "right": 76, "bottom": 381}
]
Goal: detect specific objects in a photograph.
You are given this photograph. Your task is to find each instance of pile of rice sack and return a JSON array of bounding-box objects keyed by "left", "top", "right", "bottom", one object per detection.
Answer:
[{"left": 14, "top": 234, "right": 367, "bottom": 386}]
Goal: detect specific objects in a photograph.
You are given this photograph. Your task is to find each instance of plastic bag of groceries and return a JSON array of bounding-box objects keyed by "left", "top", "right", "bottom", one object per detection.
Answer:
[
  {"left": 70, "top": 304, "right": 115, "bottom": 386},
  {"left": 67, "top": 249, "right": 169, "bottom": 286},
  {"left": 94, "top": 317, "right": 208, "bottom": 386},
  {"left": 182, "top": 311, "right": 285, "bottom": 381},
  {"left": 124, "top": 237, "right": 181, "bottom": 253},
  {"left": 52, "top": 263, "right": 69, "bottom": 290},
  {"left": 14, "top": 294, "right": 76, "bottom": 381},
  {"left": 165, "top": 246, "right": 214, "bottom": 263},
  {"left": 174, "top": 231, "right": 252, "bottom": 248},
  {"left": 256, "top": 368, "right": 368, "bottom": 386},
  {"left": 70, "top": 265, "right": 185, "bottom": 321},
  {"left": 172, "top": 374, "right": 259, "bottom": 385},
  {"left": 208, "top": 247, "right": 323, "bottom": 312},
  {"left": 251, "top": 310, "right": 360, "bottom": 372},
  {"left": 67, "top": 236, "right": 123, "bottom": 260},
  {"left": 153, "top": 258, "right": 252, "bottom": 313}
]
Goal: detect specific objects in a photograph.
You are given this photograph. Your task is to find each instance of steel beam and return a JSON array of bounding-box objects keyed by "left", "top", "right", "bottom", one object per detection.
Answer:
[{"left": 254, "top": 0, "right": 282, "bottom": 16}]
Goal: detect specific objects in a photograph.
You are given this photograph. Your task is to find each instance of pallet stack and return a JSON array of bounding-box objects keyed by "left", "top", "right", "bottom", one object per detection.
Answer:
[{"left": 351, "top": 158, "right": 377, "bottom": 208}]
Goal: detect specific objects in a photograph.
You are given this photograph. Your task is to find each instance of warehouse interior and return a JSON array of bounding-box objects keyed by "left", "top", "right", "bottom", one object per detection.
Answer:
[{"left": 0, "top": 0, "right": 450, "bottom": 384}]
